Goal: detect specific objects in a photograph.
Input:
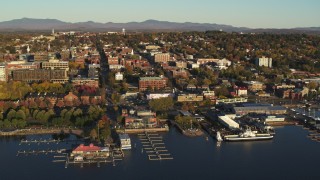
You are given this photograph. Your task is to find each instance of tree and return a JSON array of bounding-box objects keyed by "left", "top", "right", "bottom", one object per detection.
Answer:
[
  {"left": 75, "top": 117, "right": 85, "bottom": 128},
  {"left": 6, "top": 109, "right": 16, "bottom": 121},
  {"left": 16, "top": 110, "right": 26, "bottom": 120},
  {"left": 307, "top": 81, "right": 318, "bottom": 90},
  {"left": 90, "top": 129, "right": 98, "bottom": 140},
  {"left": 149, "top": 97, "right": 174, "bottom": 112},
  {"left": 35, "top": 110, "right": 46, "bottom": 122},
  {"left": 3, "top": 119, "right": 11, "bottom": 128}
]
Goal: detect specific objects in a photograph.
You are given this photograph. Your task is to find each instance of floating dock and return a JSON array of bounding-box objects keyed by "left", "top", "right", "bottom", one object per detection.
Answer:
[{"left": 138, "top": 132, "right": 173, "bottom": 161}]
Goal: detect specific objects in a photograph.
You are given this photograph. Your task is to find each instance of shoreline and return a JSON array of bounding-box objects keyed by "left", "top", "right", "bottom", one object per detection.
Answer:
[
  {"left": 169, "top": 120, "right": 204, "bottom": 137},
  {"left": 0, "top": 128, "right": 84, "bottom": 137},
  {"left": 116, "top": 127, "right": 169, "bottom": 134}
]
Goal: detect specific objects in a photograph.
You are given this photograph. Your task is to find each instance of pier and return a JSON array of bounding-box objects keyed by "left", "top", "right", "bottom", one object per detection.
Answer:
[
  {"left": 19, "top": 138, "right": 85, "bottom": 145},
  {"left": 16, "top": 149, "right": 66, "bottom": 156},
  {"left": 19, "top": 139, "right": 61, "bottom": 145},
  {"left": 138, "top": 132, "right": 173, "bottom": 161},
  {"left": 59, "top": 148, "right": 123, "bottom": 168}
]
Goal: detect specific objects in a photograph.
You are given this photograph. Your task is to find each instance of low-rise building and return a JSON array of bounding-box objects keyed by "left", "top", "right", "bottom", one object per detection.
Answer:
[
  {"left": 42, "top": 59, "right": 69, "bottom": 71},
  {"left": 139, "top": 76, "right": 167, "bottom": 91},
  {"left": 177, "top": 94, "right": 203, "bottom": 102},
  {"left": 262, "top": 115, "right": 285, "bottom": 122},
  {"left": 107, "top": 57, "right": 119, "bottom": 65},
  {"left": 175, "top": 61, "right": 187, "bottom": 69},
  {"left": 71, "top": 78, "right": 99, "bottom": 88},
  {"left": 0, "top": 64, "right": 7, "bottom": 81},
  {"left": 236, "top": 87, "right": 248, "bottom": 96},
  {"left": 154, "top": 53, "right": 170, "bottom": 63},
  {"left": 256, "top": 56, "right": 272, "bottom": 68},
  {"left": 243, "top": 81, "right": 265, "bottom": 92},
  {"left": 115, "top": 72, "right": 124, "bottom": 81},
  {"left": 234, "top": 104, "right": 287, "bottom": 116},
  {"left": 146, "top": 93, "right": 174, "bottom": 100},
  {"left": 12, "top": 69, "right": 68, "bottom": 83}
]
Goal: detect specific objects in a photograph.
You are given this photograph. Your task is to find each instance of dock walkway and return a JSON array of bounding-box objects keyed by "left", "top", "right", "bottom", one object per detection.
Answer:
[{"left": 138, "top": 131, "right": 173, "bottom": 161}]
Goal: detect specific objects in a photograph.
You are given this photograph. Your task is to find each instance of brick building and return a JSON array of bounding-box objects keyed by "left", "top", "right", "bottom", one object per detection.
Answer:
[
  {"left": 139, "top": 77, "right": 167, "bottom": 91},
  {"left": 12, "top": 69, "right": 68, "bottom": 83},
  {"left": 107, "top": 57, "right": 119, "bottom": 65},
  {"left": 154, "top": 53, "right": 170, "bottom": 63}
]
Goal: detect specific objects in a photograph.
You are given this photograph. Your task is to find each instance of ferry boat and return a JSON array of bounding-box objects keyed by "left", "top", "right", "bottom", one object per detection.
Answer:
[
  {"left": 223, "top": 128, "right": 273, "bottom": 141},
  {"left": 119, "top": 134, "right": 131, "bottom": 150}
]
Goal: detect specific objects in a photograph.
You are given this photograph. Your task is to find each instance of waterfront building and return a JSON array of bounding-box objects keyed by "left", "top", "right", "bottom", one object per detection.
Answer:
[
  {"left": 233, "top": 104, "right": 287, "bottom": 116},
  {"left": 255, "top": 56, "right": 272, "bottom": 68},
  {"left": 125, "top": 111, "right": 158, "bottom": 129},
  {"left": 71, "top": 144, "right": 109, "bottom": 159},
  {"left": 218, "top": 115, "right": 240, "bottom": 129},
  {"left": 139, "top": 76, "right": 167, "bottom": 91},
  {"left": 119, "top": 134, "right": 131, "bottom": 150}
]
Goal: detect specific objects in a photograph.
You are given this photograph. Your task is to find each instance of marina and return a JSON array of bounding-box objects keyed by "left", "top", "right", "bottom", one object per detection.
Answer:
[
  {"left": 1, "top": 126, "right": 320, "bottom": 179},
  {"left": 138, "top": 131, "right": 173, "bottom": 161}
]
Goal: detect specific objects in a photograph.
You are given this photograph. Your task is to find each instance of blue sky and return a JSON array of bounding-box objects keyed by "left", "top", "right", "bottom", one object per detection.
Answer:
[{"left": 1, "top": 0, "right": 319, "bottom": 28}]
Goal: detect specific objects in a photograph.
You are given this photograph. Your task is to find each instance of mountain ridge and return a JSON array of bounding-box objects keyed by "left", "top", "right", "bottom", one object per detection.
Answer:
[{"left": 0, "top": 18, "right": 319, "bottom": 34}]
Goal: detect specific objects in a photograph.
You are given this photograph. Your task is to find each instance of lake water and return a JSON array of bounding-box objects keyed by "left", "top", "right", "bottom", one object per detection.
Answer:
[{"left": 0, "top": 125, "right": 320, "bottom": 180}]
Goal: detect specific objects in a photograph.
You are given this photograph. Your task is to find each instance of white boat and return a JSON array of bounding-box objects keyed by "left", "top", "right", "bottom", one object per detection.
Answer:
[
  {"left": 224, "top": 128, "right": 273, "bottom": 141},
  {"left": 119, "top": 134, "right": 131, "bottom": 150},
  {"left": 216, "top": 131, "right": 223, "bottom": 142}
]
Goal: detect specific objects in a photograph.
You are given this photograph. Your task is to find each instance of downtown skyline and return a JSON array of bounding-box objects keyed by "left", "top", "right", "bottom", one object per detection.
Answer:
[{"left": 1, "top": 0, "right": 320, "bottom": 29}]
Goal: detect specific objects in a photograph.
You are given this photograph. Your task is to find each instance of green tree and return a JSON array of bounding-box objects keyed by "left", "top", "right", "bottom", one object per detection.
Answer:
[
  {"left": 16, "top": 110, "right": 26, "bottom": 120},
  {"left": 3, "top": 119, "right": 11, "bottom": 128},
  {"left": 149, "top": 97, "right": 174, "bottom": 112},
  {"left": 90, "top": 128, "right": 98, "bottom": 140},
  {"left": 6, "top": 109, "right": 16, "bottom": 121}
]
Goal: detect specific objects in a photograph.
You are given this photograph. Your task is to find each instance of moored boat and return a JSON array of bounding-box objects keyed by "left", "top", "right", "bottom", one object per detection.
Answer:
[{"left": 223, "top": 128, "right": 273, "bottom": 141}]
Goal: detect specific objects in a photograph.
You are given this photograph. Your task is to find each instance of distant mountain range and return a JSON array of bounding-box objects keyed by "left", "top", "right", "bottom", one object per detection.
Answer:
[{"left": 0, "top": 18, "right": 319, "bottom": 34}]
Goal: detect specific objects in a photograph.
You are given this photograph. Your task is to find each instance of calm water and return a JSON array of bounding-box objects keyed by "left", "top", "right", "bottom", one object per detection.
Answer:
[{"left": 1, "top": 126, "right": 320, "bottom": 180}]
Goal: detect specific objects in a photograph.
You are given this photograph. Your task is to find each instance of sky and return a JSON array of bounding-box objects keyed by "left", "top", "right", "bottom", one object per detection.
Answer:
[{"left": 1, "top": 0, "right": 319, "bottom": 28}]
